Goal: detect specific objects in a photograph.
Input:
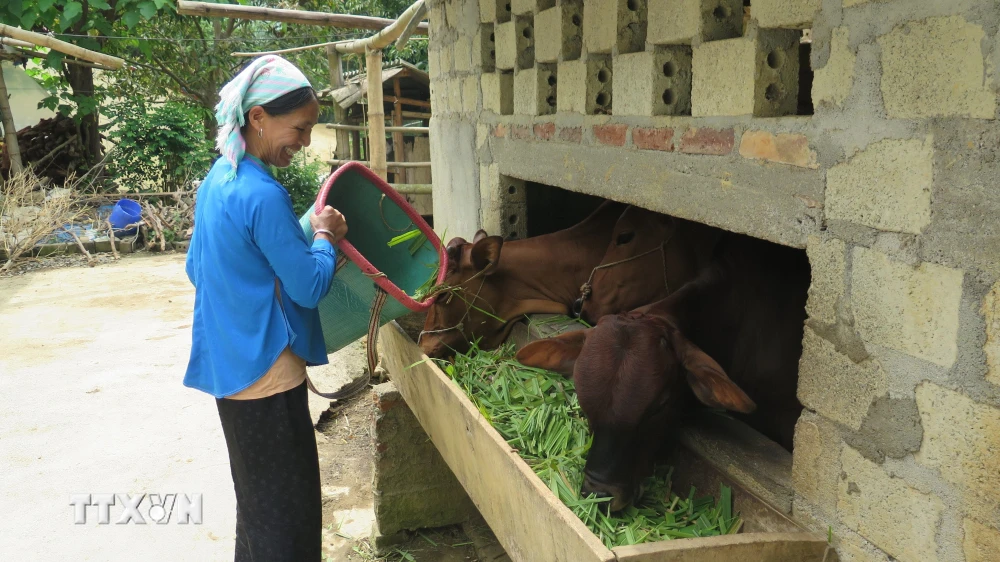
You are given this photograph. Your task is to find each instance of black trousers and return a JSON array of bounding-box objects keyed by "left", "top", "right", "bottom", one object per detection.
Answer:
[{"left": 216, "top": 382, "right": 322, "bottom": 562}]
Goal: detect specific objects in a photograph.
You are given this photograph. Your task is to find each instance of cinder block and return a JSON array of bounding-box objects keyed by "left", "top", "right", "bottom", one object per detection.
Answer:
[
  {"left": 586, "top": 55, "right": 613, "bottom": 114},
  {"left": 480, "top": 23, "right": 496, "bottom": 72},
  {"left": 480, "top": 0, "right": 496, "bottom": 23},
  {"left": 839, "top": 445, "right": 944, "bottom": 562},
  {"left": 514, "top": 14, "right": 535, "bottom": 70},
  {"left": 447, "top": 78, "right": 463, "bottom": 114},
  {"left": 964, "top": 518, "right": 1000, "bottom": 562},
  {"left": 511, "top": 0, "right": 554, "bottom": 15},
  {"left": 792, "top": 411, "right": 842, "bottom": 517},
  {"left": 498, "top": 71, "right": 514, "bottom": 115},
  {"left": 462, "top": 75, "right": 479, "bottom": 113},
  {"left": 481, "top": 73, "right": 501, "bottom": 113},
  {"left": 557, "top": 60, "right": 586, "bottom": 113},
  {"left": 879, "top": 16, "right": 996, "bottom": 119},
  {"left": 560, "top": 0, "right": 584, "bottom": 61},
  {"left": 454, "top": 36, "right": 472, "bottom": 73},
  {"left": 514, "top": 64, "right": 557, "bottom": 115},
  {"left": 584, "top": 0, "right": 647, "bottom": 55},
  {"left": 613, "top": 46, "right": 692, "bottom": 116},
  {"left": 481, "top": 173, "right": 527, "bottom": 240},
  {"left": 648, "top": 0, "right": 743, "bottom": 44},
  {"left": 495, "top": 20, "right": 516, "bottom": 70},
  {"left": 692, "top": 30, "right": 799, "bottom": 117},
  {"left": 534, "top": 7, "right": 561, "bottom": 63},
  {"left": 428, "top": 48, "right": 441, "bottom": 79},
  {"left": 495, "top": 0, "right": 512, "bottom": 23},
  {"left": 851, "top": 247, "right": 964, "bottom": 368},
  {"left": 440, "top": 44, "right": 454, "bottom": 74},
  {"left": 804, "top": 236, "right": 845, "bottom": 324},
  {"left": 371, "top": 382, "right": 476, "bottom": 537},
  {"left": 916, "top": 382, "right": 1000, "bottom": 529},
  {"left": 826, "top": 137, "right": 933, "bottom": 235},
  {"left": 753, "top": 0, "right": 822, "bottom": 29},
  {"left": 813, "top": 26, "right": 855, "bottom": 108},
  {"left": 797, "top": 327, "right": 888, "bottom": 431},
  {"left": 984, "top": 281, "right": 1000, "bottom": 387}
]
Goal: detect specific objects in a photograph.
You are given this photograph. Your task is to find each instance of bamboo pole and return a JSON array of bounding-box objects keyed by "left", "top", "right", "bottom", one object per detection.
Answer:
[
  {"left": 178, "top": 1, "right": 427, "bottom": 34},
  {"left": 326, "top": 124, "right": 429, "bottom": 134},
  {"left": 326, "top": 159, "right": 430, "bottom": 168},
  {"left": 365, "top": 48, "right": 387, "bottom": 180},
  {"left": 0, "top": 37, "right": 34, "bottom": 49},
  {"left": 0, "top": 24, "right": 124, "bottom": 69},
  {"left": 391, "top": 77, "right": 405, "bottom": 182},
  {"left": 326, "top": 46, "right": 353, "bottom": 163},
  {"left": 0, "top": 67, "right": 23, "bottom": 174},
  {"left": 230, "top": 0, "right": 427, "bottom": 57}
]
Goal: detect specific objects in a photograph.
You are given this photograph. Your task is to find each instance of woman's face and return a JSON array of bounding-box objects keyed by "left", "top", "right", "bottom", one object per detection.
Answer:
[{"left": 251, "top": 99, "right": 320, "bottom": 168}]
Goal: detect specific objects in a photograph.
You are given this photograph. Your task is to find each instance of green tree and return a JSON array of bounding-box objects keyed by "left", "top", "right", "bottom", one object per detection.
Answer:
[{"left": 0, "top": 0, "right": 173, "bottom": 162}]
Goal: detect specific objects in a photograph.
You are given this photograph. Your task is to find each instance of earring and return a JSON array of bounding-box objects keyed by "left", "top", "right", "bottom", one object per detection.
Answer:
[{"left": 258, "top": 128, "right": 263, "bottom": 138}]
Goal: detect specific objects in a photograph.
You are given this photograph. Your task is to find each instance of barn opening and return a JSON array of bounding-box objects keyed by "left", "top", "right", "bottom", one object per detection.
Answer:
[{"left": 511, "top": 178, "right": 811, "bottom": 476}]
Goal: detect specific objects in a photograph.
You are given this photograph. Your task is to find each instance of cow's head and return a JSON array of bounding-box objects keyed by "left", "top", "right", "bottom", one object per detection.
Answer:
[
  {"left": 419, "top": 231, "right": 508, "bottom": 358},
  {"left": 515, "top": 311, "right": 755, "bottom": 511},
  {"left": 578, "top": 207, "right": 675, "bottom": 324}
]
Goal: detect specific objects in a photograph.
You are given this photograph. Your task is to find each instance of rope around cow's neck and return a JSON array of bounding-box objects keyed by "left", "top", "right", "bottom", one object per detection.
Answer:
[
  {"left": 416, "top": 266, "right": 498, "bottom": 346},
  {"left": 576, "top": 230, "right": 676, "bottom": 307}
]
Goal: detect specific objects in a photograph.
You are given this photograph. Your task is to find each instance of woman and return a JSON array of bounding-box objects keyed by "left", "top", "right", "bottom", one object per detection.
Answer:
[{"left": 184, "top": 55, "right": 347, "bottom": 561}]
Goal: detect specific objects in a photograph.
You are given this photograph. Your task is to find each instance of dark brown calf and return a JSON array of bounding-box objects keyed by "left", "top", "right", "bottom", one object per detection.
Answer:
[{"left": 516, "top": 233, "right": 810, "bottom": 511}]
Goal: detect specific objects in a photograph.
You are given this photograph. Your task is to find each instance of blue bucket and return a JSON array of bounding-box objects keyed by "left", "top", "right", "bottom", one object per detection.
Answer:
[{"left": 109, "top": 199, "right": 142, "bottom": 234}]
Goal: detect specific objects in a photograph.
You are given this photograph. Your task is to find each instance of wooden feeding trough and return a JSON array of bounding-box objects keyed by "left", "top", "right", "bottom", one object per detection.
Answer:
[{"left": 380, "top": 322, "right": 832, "bottom": 562}]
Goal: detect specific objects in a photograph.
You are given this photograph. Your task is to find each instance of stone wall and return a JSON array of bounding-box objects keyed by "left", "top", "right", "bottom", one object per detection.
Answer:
[{"left": 425, "top": 0, "right": 1000, "bottom": 560}]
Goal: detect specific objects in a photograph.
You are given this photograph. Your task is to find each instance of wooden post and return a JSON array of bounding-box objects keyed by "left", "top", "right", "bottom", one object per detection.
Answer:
[
  {"left": 0, "top": 63, "right": 23, "bottom": 174},
  {"left": 326, "top": 46, "right": 353, "bottom": 163},
  {"left": 365, "top": 47, "right": 387, "bottom": 180},
  {"left": 391, "top": 77, "right": 405, "bottom": 182}
]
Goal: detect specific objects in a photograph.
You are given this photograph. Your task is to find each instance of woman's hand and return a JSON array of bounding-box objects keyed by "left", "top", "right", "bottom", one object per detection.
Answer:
[{"left": 310, "top": 205, "right": 348, "bottom": 244}]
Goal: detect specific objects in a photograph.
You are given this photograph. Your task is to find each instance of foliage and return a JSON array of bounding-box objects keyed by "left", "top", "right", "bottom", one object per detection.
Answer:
[
  {"left": 441, "top": 343, "right": 743, "bottom": 549},
  {"left": 102, "top": 98, "right": 215, "bottom": 192},
  {"left": 273, "top": 153, "right": 326, "bottom": 216},
  {"left": 1, "top": 0, "right": 173, "bottom": 120}
]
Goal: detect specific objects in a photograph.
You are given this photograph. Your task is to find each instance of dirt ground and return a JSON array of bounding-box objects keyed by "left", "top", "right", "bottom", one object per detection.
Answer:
[{"left": 0, "top": 252, "right": 486, "bottom": 562}]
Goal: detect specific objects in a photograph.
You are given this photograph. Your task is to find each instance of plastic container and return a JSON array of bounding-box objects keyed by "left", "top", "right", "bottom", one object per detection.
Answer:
[
  {"left": 299, "top": 162, "right": 447, "bottom": 354},
  {"left": 109, "top": 199, "right": 142, "bottom": 231}
]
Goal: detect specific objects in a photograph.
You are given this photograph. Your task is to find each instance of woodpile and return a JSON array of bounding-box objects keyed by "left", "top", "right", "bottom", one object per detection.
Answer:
[{"left": 0, "top": 115, "right": 91, "bottom": 185}]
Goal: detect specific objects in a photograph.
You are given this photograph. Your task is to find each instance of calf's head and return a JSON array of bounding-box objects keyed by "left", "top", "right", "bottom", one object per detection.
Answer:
[
  {"left": 515, "top": 311, "right": 755, "bottom": 511},
  {"left": 419, "top": 231, "right": 507, "bottom": 358},
  {"left": 578, "top": 207, "right": 675, "bottom": 324}
]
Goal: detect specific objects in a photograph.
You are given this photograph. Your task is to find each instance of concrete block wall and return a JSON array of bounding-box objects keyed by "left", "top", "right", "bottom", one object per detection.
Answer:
[{"left": 421, "top": 1, "right": 1000, "bottom": 561}]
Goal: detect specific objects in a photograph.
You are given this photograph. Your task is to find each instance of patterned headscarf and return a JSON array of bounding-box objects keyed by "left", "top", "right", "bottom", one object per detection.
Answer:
[{"left": 214, "top": 55, "right": 312, "bottom": 182}]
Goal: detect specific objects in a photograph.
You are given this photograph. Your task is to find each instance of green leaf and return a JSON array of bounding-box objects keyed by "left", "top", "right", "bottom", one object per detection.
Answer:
[
  {"left": 123, "top": 10, "right": 141, "bottom": 28},
  {"left": 138, "top": 39, "right": 153, "bottom": 59},
  {"left": 20, "top": 10, "right": 37, "bottom": 29},
  {"left": 7, "top": 0, "right": 23, "bottom": 19},
  {"left": 37, "top": 0, "right": 55, "bottom": 12},
  {"left": 88, "top": 0, "right": 112, "bottom": 9},
  {"left": 62, "top": 1, "right": 83, "bottom": 21},
  {"left": 138, "top": 1, "right": 158, "bottom": 19}
]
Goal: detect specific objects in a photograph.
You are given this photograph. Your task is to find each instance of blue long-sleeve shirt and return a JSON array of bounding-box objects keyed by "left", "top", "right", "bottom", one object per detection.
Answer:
[{"left": 184, "top": 156, "right": 336, "bottom": 398}]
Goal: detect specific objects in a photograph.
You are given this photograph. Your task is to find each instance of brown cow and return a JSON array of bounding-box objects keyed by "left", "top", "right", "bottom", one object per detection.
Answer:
[
  {"left": 516, "top": 233, "right": 809, "bottom": 511},
  {"left": 418, "top": 201, "right": 628, "bottom": 358},
  {"left": 575, "top": 206, "right": 724, "bottom": 324}
]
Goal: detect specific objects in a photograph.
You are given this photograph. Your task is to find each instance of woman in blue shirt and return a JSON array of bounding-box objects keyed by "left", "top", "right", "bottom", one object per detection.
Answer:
[{"left": 184, "top": 55, "right": 346, "bottom": 562}]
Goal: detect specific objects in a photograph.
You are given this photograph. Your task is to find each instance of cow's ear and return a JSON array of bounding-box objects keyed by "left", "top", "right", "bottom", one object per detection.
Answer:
[
  {"left": 673, "top": 332, "right": 756, "bottom": 414},
  {"left": 473, "top": 229, "right": 489, "bottom": 243},
  {"left": 471, "top": 235, "right": 503, "bottom": 273},
  {"left": 515, "top": 329, "right": 590, "bottom": 376},
  {"left": 445, "top": 237, "right": 468, "bottom": 273}
]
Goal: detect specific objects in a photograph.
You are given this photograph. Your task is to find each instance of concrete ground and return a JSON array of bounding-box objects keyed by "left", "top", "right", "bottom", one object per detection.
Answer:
[{"left": 0, "top": 253, "right": 376, "bottom": 561}]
